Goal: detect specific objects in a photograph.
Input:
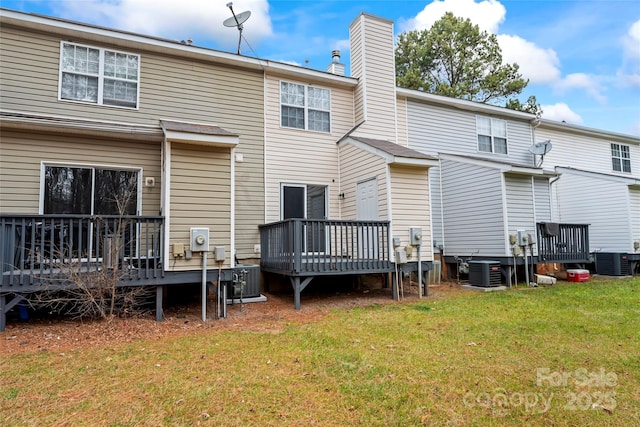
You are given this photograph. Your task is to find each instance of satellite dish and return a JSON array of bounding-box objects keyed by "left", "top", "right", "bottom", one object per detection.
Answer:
[
  {"left": 529, "top": 140, "right": 552, "bottom": 155},
  {"left": 223, "top": 3, "right": 251, "bottom": 55},
  {"left": 529, "top": 140, "right": 552, "bottom": 167}
]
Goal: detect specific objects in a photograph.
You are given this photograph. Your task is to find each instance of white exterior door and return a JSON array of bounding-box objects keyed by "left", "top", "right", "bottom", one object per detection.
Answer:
[
  {"left": 356, "top": 179, "right": 378, "bottom": 258},
  {"left": 357, "top": 178, "right": 378, "bottom": 220}
]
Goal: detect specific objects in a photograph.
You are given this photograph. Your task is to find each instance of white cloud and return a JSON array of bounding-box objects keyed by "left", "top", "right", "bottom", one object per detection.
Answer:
[
  {"left": 555, "top": 73, "right": 606, "bottom": 104},
  {"left": 497, "top": 34, "right": 560, "bottom": 84},
  {"left": 623, "top": 19, "right": 640, "bottom": 59},
  {"left": 618, "top": 19, "right": 640, "bottom": 88},
  {"left": 399, "top": 0, "right": 505, "bottom": 34},
  {"left": 541, "top": 103, "right": 583, "bottom": 125},
  {"left": 52, "top": 0, "right": 273, "bottom": 50}
]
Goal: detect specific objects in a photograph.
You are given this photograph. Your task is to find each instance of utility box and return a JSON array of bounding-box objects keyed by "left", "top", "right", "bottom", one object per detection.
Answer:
[
  {"left": 567, "top": 269, "right": 590, "bottom": 282},
  {"left": 190, "top": 228, "right": 209, "bottom": 252},
  {"left": 409, "top": 227, "right": 423, "bottom": 246}
]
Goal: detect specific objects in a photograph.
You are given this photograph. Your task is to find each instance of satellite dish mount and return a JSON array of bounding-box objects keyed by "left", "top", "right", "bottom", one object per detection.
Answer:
[
  {"left": 224, "top": 2, "right": 251, "bottom": 55},
  {"left": 529, "top": 140, "right": 553, "bottom": 167}
]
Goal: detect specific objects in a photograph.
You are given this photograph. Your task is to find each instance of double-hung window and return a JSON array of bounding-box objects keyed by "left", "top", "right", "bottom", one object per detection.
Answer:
[
  {"left": 280, "top": 82, "right": 330, "bottom": 132},
  {"left": 611, "top": 143, "right": 631, "bottom": 173},
  {"left": 59, "top": 42, "right": 140, "bottom": 108},
  {"left": 476, "top": 116, "right": 507, "bottom": 154}
]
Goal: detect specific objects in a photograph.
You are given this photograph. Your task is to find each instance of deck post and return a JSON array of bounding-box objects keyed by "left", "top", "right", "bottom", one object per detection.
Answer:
[
  {"left": 155, "top": 285, "right": 164, "bottom": 322},
  {"left": 290, "top": 276, "right": 314, "bottom": 310},
  {"left": 0, "top": 294, "right": 5, "bottom": 332}
]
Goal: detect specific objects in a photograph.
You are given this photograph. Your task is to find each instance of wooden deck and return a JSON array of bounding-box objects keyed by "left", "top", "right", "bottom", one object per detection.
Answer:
[{"left": 259, "top": 219, "right": 395, "bottom": 308}]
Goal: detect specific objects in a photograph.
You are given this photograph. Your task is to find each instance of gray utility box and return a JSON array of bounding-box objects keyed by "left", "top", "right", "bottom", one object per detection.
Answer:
[
  {"left": 230, "top": 264, "right": 261, "bottom": 298},
  {"left": 468, "top": 260, "right": 502, "bottom": 287},
  {"left": 595, "top": 252, "right": 629, "bottom": 276}
]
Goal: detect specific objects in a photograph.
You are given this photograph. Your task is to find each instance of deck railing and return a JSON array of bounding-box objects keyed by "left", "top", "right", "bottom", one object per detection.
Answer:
[
  {"left": 1, "top": 214, "right": 164, "bottom": 289},
  {"left": 259, "top": 219, "right": 393, "bottom": 276},
  {"left": 536, "top": 223, "right": 590, "bottom": 263}
]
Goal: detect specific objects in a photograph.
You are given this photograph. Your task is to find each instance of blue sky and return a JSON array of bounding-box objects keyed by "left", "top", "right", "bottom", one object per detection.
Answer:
[{"left": 2, "top": 0, "right": 640, "bottom": 136}]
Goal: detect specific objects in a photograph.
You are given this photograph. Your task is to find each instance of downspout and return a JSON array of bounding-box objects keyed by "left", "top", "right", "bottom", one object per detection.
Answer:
[{"left": 530, "top": 118, "right": 542, "bottom": 167}]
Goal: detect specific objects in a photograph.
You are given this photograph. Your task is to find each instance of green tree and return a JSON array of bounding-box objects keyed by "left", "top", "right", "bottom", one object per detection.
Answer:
[
  {"left": 505, "top": 95, "right": 543, "bottom": 117},
  {"left": 395, "top": 12, "right": 530, "bottom": 108}
]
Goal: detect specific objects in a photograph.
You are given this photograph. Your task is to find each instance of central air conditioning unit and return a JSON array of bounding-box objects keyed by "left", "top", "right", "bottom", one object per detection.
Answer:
[
  {"left": 595, "top": 252, "right": 629, "bottom": 276},
  {"left": 468, "top": 260, "right": 501, "bottom": 287}
]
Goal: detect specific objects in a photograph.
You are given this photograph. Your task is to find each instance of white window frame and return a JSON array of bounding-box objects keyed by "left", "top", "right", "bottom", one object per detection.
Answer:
[
  {"left": 611, "top": 143, "right": 631, "bottom": 173},
  {"left": 476, "top": 116, "right": 508, "bottom": 154},
  {"left": 280, "top": 81, "right": 331, "bottom": 133},
  {"left": 58, "top": 41, "right": 140, "bottom": 109}
]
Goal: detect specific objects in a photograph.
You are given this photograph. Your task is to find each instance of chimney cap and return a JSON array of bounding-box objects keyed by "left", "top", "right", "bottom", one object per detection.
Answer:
[{"left": 331, "top": 49, "right": 341, "bottom": 63}]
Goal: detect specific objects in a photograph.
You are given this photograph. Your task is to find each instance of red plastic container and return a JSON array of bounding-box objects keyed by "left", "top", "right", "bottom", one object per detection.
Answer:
[{"left": 567, "top": 269, "right": 590, "bottom": 282}]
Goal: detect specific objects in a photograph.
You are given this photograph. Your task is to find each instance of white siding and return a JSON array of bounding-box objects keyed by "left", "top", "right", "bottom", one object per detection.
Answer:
[
  {"left": 534, "top": 177, "right": 552, "bottom": 223},
  {"left": 539, "top": 127, "right": 640, "bottom": 178},
  {"left": 440, "top": 160, "right": 507, "bottom": 256},
  {"left": 396, "top": 96, "right": 409, "bottom": 147},
  {"left": 349, "top": 14, "right": 397, "bottom": 141},
  {"left": 390, "top": 165, "right": 433, "bottom": 260},
  {"left": 407, "top": 100, "right": 534, "bottom": 164},
  {"left": 555, "top": 170, "right": 631, "bottom": 252},
  {"left": 505, "top": 175, "right": 534, "bottom": 233},
  {"left": 264, "top": 74, "right": 354, "bottom": 223},
  {"left": 429, "top": 166, "right": 445, "bottom": 248},
  {"left": 631, "top": 188, "right": 640, "bottom": 246},
  {"left": 338, "top": 143, "right": 388, "bottom": 221}
]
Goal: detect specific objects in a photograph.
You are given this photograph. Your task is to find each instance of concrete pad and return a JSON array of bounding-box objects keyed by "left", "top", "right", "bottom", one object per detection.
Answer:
[{"left": 461, "top": 285, "right": 507, "bottom": 292}]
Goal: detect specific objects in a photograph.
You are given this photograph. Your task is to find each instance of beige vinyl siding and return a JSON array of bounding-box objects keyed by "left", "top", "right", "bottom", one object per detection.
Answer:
[
  {"left": 338, "top": 143, "right": 388, "bottom": 220},
  {"left": 168, "top": 143, "right": 231, "bottom": 270},
  {"left": 0, "top": 24, "right": 265, "bottom": 261},
  {"left": 0, "top": 129, "right": 161, "bottom": 215},
  {"left": 389, "top": 165, "right": 432, "bottom": 260},
  {"left": 264, "top": 74, "right": 354, "bottom": 223},
  {"left": 349, "top": 14, "right": 397, "bottom": 141},
  {"left": 349, "top": 19, "right": 365, "bottom": 125}
]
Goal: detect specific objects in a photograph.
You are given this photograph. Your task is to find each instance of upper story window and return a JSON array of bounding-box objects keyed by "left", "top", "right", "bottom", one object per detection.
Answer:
[
  {"left": 476, "top": 116, "right": 507, "bottom": 154},
  {"left": 611, "top": 143, "right": 631, "bottom": 173},
  {"left": 59, "top": 42, "right": 140, "bottom": 109},
  {"left": 280, "top": 82, "right": 330, "bottom": 132}
]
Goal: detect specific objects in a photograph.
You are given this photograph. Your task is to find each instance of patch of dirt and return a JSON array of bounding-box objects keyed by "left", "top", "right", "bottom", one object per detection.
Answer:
[{"left": 1, "top": 282, "right": 465, "bottom": 357}]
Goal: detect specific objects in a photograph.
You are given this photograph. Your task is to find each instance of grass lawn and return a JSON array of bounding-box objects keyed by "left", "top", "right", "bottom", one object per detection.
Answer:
[{"left": 1, "top": 277, "right": 639, "bottom": 426}]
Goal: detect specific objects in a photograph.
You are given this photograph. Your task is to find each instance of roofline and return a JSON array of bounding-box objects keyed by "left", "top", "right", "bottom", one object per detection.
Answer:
[
  {"left": 537, "top": 119, "right": 640, "bottom": 144},
  {"left": 0, "top": 110, "right": 163, "bottom": 141},
  {"left": 396, "top": 87, "right": 535, "bottom": 121},
  {"left": 555, "top": 166, "right": 640, "bottom": 185},
  {"left": 0, "top": 8, "right": 358, "bottom": 88},
  {"left": 342, "top": 137, "right": 439, "bottom": 167},
  {"left": 438, "top": 153, "right": 557, "bottom": 177}
]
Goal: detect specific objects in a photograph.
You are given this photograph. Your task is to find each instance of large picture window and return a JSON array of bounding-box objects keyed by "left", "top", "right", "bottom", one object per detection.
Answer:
[
  {"left": 59, "top": 42, "right": 140, "bottom": 108},
  {"left": 476, "top": 116, "right": 507, "bottom": 154},
  {"left": 611, "top": 143, "right": 631, "bottom": 173},
  {"left": 43, "top": 165, "right": 139, "bottom": 215},
  {"left": 280, "top": 82, "right": 330, "bottom": 132}
]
